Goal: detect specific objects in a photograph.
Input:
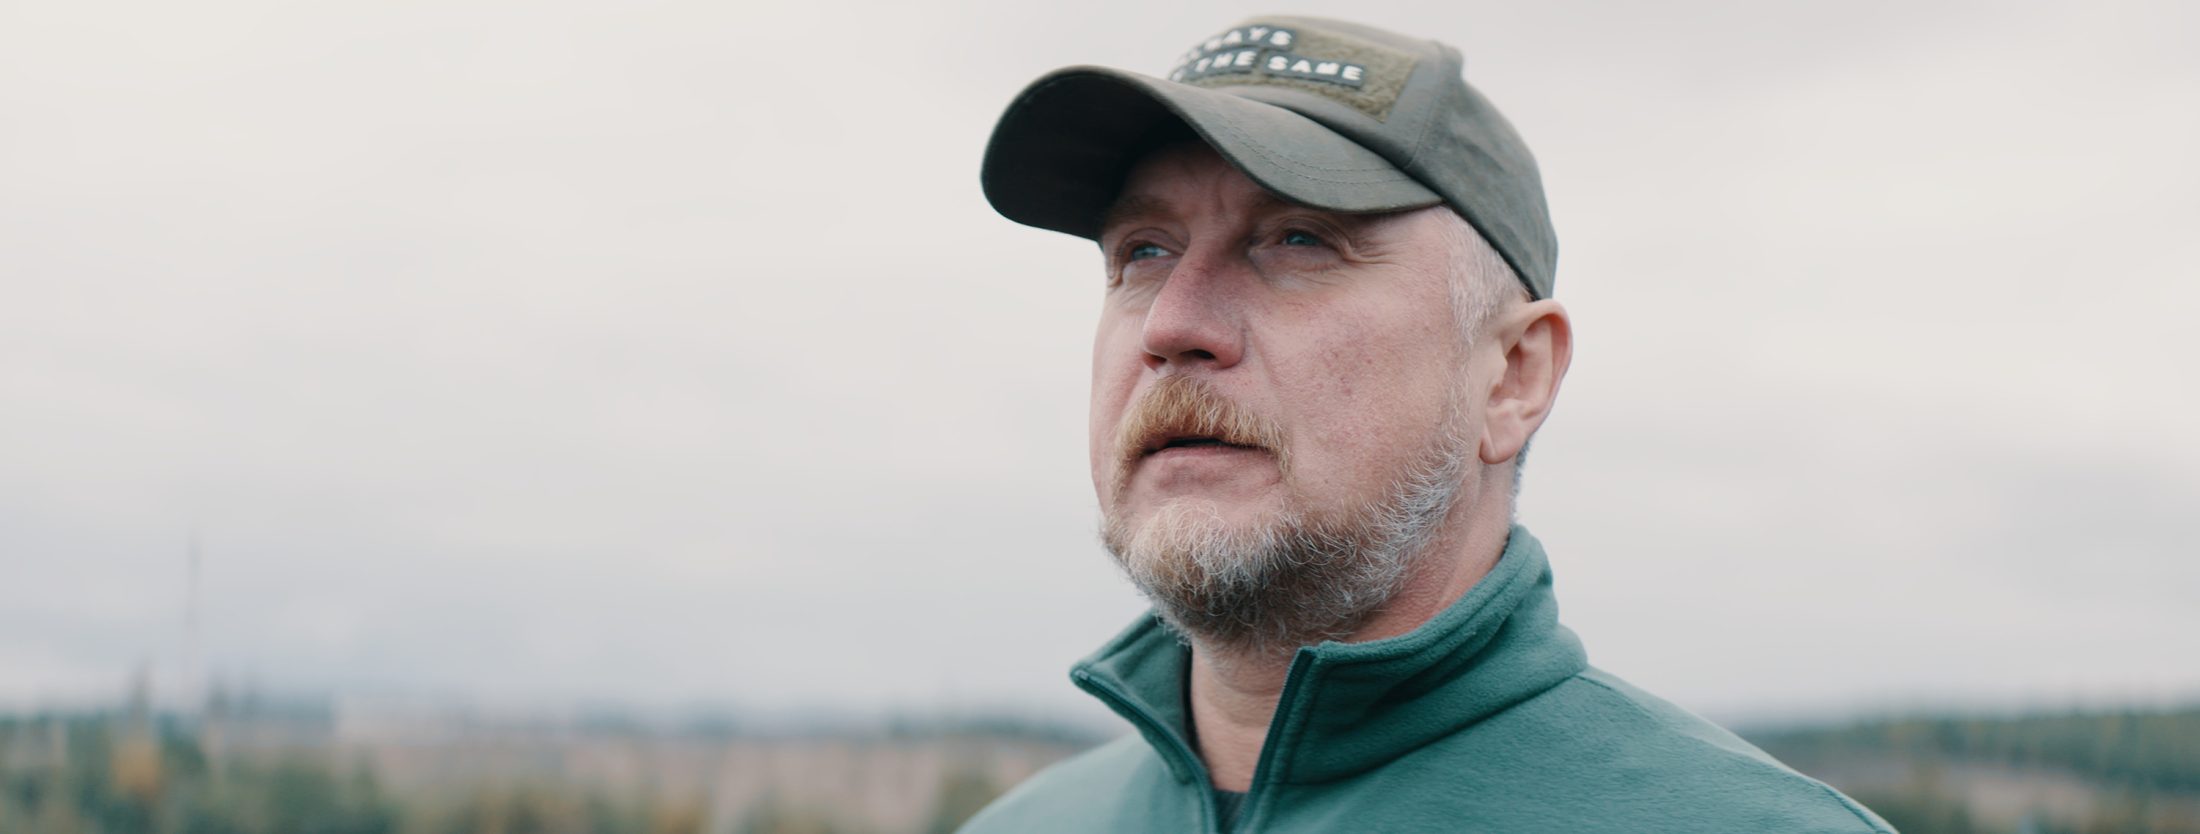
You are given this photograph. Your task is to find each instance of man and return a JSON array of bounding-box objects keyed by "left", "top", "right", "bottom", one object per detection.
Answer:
[{"left": 964, "top": 15, "right": 1893, "bottom": 834}]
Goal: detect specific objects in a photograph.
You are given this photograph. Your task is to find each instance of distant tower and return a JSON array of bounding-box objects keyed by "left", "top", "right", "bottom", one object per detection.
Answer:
[
  {"left": 183, "top": 527, "right": 203, "bottom": 717},
  {"left": 126, "top": 659, "right": 153, "bottom": 726}
]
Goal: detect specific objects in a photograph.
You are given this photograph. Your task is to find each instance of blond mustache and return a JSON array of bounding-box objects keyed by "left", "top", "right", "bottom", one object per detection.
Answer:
[{"left": 1112, "top": 376, "right": 1290, "bottom": 497}]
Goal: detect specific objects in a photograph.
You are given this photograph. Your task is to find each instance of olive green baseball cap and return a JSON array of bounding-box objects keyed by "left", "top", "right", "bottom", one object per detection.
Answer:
[{"left": 980, "top": 15, "right": 1557, "bottom": 299}]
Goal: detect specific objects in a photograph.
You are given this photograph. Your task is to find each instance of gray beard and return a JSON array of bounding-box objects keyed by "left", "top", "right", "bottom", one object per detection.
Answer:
[{"left": 1100, "top": 422, "right": 1474, "bottom": 660}]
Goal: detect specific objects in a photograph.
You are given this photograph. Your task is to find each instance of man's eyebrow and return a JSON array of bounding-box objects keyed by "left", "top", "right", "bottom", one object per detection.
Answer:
[
  {"left": 1098, "top": 190, "right": 1330, "bottom": 238},
  {"left": 1097, "top": 195, "right": 1170, "bottom": 239},
  {"left": 1242, "top": 189, "right": 1302, "bottom": 215}
]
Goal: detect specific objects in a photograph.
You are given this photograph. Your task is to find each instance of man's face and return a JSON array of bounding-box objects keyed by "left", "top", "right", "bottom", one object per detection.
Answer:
[{"left": 1091, "top": 141, "right": 1483, "bottom": 651}]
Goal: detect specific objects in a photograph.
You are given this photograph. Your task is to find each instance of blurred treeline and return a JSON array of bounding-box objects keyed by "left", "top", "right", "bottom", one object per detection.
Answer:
[
  {"left": 1748, "top": 705, "right": 2200, "bottom": 834},
  {"left": 10, "top": 699, "right": 2199, "bottom": 833},
  {"left": 2, "top": 713, "right": 713, "bottom": 833},
  {"left": 0, "top": 706, "right": 1081, "bottom": 834}
]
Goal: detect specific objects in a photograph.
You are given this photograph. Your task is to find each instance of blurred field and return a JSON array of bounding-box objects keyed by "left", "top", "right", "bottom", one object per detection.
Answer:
[{"left": 5, "top": 685, "right": 2196, "bottom": 833}]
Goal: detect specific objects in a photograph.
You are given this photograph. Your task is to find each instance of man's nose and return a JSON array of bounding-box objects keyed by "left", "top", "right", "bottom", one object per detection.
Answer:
[{"left": 1139, "top": 247, "right": 1247, "bottom": 371}]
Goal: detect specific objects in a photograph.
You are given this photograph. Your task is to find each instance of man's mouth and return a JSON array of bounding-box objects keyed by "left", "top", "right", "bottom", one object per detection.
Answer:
[
  {"left": 1111, "top": 376, "right": 1287, "bottom": 479},
  {"left": 1144, "top": 435, "right": 1263, "bottom": 457}
]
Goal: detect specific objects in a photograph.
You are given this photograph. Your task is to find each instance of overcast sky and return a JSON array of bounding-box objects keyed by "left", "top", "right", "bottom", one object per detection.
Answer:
[{"left": 3, "top": 0, "right": 2195, "bottom": 728}]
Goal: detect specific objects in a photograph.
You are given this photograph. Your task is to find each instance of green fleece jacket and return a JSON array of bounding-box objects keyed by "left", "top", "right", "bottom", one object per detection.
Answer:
[{"left": 959, "top": 526, "right": 1894, "bottom": 833}]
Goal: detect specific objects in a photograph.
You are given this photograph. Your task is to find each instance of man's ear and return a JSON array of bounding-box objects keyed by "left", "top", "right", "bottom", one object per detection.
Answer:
[{"left": 1479, "top": 299, "right": 1573, "bottom": 465}]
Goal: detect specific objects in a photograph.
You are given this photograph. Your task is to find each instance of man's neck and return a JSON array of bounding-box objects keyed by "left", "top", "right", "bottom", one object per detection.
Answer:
[
  {"left": 1185, "top": 503, "right": 1511, "bottom": 791},
  {"left": 1186, "top": 646, "right": 1289, "bottom": 792}
]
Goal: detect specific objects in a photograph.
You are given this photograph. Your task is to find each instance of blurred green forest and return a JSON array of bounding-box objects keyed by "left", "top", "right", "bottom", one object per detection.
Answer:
[
  {"left": 1747, "top": 705, "right": 2200, "bottom": 834},
  {"left": 6, "top": 701, "right": 2197, "bottom": 833}
]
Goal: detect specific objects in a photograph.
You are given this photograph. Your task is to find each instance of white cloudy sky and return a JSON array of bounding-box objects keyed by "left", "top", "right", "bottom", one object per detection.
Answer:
[{"left": 3, "top": 0, "right": 2195, "bottom": 728}]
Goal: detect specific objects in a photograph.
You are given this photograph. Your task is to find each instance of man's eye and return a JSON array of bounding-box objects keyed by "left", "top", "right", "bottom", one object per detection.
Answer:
[
  {"left": 1280, "top": 229, "right": 1325, "bottom": 247},
  {"left": 1127, "top": 243, "right": 1168, "bottom": 261}
]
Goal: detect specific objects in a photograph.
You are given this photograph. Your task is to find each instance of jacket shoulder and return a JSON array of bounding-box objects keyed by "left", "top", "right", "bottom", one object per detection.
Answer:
[
  {"left": 957, "top": 734, "right": 1190, "bottom": 834},
  {"left": 1317, "top": 668, "right": 1894, "bottom": 833},
  {"left": 1536, "top": 667, "right": 1896, "bottom": 833}
]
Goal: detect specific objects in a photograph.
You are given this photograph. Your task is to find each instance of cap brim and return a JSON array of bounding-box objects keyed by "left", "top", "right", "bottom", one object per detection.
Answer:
[{"left": 981, "top": 67, "right": 1442, "bottom": 240}]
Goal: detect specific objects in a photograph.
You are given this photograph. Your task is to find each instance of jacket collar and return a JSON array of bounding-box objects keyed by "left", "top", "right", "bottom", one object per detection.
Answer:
[{"left": 1071, "top": 524, "right": 1587, "bottom": 786}]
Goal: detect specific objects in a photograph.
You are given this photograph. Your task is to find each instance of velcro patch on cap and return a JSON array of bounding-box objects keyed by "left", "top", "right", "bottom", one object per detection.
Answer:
[
  {"left": 1166, "top": 22, "right": 1416, "bottom": 121},
  {"left": 1263, "top": 53, "right": 1366, "bottom": 87},
  {"left": 1174, "top": 47, "right": 1268, "bottom": 82}
]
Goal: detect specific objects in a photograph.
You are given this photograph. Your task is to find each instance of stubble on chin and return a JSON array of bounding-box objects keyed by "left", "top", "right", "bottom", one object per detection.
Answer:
[{"left": 1103, "top": 491, "right": 1393, "bottom": 661}]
